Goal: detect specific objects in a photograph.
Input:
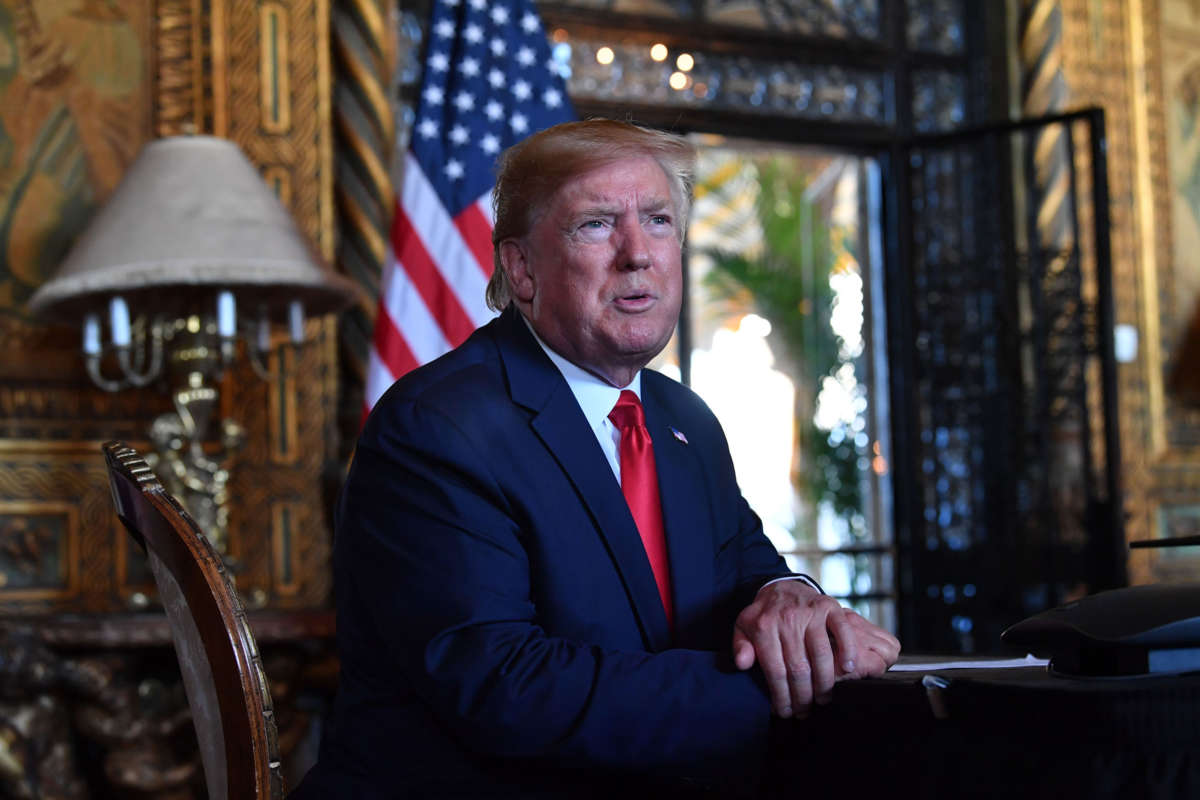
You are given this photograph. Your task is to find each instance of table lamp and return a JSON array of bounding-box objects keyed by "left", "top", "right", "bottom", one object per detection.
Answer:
[{"left": 27, "top": 135, "right": 359, "bottom": 554}]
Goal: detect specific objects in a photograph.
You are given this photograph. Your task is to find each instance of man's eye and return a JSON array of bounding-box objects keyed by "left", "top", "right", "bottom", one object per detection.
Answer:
[{"left": 649, "top": 215, "right": 671, "bottom": 226}]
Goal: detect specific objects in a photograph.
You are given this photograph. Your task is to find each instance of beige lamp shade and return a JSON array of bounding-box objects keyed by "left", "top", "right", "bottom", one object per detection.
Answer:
[{"left": 27, "top": 135, "right": 359, "bottom": 321}]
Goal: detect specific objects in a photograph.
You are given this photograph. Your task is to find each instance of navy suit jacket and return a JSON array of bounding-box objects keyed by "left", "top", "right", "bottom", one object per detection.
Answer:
[{"left": 296, "top": 307, "right": 792, "bottom": 798}]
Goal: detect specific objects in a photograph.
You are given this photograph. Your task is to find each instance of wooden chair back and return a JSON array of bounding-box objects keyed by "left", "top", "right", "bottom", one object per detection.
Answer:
[{"left": 103, "top": 441, "right": 283, "bottom": 800}]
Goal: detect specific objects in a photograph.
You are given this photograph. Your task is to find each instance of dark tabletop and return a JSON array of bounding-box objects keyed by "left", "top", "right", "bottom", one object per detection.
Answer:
[{"left": 766, "top": 656, "right": 1200, "bottom": 799}]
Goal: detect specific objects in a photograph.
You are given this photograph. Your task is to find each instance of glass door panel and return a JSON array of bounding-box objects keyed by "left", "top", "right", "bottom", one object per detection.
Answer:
[{"left": 652, "top": 136, "right": 895, "bottom": 631}]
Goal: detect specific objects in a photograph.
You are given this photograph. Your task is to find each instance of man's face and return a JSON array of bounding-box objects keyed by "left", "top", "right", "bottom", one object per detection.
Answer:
[{"left": 500, "top": 156, "right": 683, "bottom": 388}]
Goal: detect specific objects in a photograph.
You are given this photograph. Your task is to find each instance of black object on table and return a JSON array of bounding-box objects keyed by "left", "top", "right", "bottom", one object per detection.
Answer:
[{"left": 768, "top": 658, "right": 1200, "bottom": 800}]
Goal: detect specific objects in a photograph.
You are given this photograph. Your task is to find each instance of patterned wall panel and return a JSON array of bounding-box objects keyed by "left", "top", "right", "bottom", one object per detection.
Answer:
[
  {"left": 0, "top": 446, "right": 118, "bottom": 614},
  {"left": 192, "top": 0, "right": 337, "bottom": 608},
  {"left": 0, "top": 0, "right": 155, "bottom": 617},
  {"left": 562, "top": 38, "right": 890, "bottom": 122},
  {"left": 1059, "top": 0, "right": 1200, "bottom": 584},
  {"left": 547, "top": 0, "right": 885, "bottom": 37}
]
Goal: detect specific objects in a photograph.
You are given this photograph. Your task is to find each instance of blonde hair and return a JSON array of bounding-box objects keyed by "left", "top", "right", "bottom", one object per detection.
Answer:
[{"left": 486, "top": 119, "right": 695, "bottom": 311}]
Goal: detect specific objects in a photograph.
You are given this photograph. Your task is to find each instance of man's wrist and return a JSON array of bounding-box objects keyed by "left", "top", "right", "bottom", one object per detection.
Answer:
[{"left": 761, "top": 573, "right": 824, "bottom": 595}]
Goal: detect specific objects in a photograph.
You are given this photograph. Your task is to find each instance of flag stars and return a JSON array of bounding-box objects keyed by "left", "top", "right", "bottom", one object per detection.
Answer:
[
  {"left": 453, "top": 90, "right": 475, "bottom": 111},
  {"left": 416, "top": 118, "right": 439, "bottom": 139},
  {"left": 413, "top": 6, "right": 571, "bottom": 176}
]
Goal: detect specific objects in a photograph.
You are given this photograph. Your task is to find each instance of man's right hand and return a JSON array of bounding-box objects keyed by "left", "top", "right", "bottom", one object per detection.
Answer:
[
  {"left": 731, "top": 581, "right": 900, "bottom": 718},
  {"left": 834, "top": 608, "right": 900, "bottom": 680}
]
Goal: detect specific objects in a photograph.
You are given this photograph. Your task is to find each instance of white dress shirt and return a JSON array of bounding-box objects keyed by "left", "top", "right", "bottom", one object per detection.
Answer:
[
  {"left": 523, "top": 317, "right": 633, "bottom": 484},
  {"left": 522, "top": 316, "right": 822, "bottom": 596}
]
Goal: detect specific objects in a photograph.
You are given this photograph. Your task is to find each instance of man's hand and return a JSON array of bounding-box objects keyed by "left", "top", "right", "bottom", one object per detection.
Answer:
[
  {"left": 835, "top": 607, "right": 902, "bottom": 680},
  {"left": 732, "top": 580, "right": 900, "bottom": 718}
]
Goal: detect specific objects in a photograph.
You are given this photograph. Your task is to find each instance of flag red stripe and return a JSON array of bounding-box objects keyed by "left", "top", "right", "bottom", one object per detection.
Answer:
[
  {"left": 393, "top": 205, "right": 478, "bottom": 347},
  {"left": 372, "top": 303, "right": 420, "bottom": 379},
  {"left": 454, "top": 202, "right": 496, "bottom": 280}
]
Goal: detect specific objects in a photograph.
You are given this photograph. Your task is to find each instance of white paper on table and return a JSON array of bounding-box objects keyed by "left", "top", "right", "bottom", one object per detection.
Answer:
[{"left": 887, "top": 653, "right": 1049, "bottom": 672}]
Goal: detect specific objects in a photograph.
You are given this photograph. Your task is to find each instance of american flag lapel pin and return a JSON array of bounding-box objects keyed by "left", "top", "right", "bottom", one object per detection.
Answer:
[{"left": 670, "top": 426, "right": 688, "bottom": 445}]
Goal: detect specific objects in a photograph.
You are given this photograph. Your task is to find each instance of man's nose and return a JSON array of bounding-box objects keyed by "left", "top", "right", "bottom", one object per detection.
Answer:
[{"left": 616, "top": 216, "right": 652, "bottom": 271}]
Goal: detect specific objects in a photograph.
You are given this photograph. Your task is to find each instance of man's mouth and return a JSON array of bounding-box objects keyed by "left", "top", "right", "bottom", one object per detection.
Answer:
[{"left": 614, "top": 291, "right": 655, "bottom": 309}]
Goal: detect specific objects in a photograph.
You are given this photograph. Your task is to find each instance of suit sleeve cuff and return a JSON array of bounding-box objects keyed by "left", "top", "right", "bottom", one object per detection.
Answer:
[{"left": 760, "top": 574, "right": 824, "bottom": 595}]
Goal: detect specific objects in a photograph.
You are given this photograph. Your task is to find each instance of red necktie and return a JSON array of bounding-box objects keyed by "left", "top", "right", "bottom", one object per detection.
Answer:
[{"left": 608, "top": 390, "right": 673, "bottom": 626}]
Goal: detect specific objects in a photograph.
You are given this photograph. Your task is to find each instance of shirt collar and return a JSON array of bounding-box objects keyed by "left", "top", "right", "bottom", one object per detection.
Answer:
[{"left": 520, "top": 314, "right": 641, "bottom": 428}]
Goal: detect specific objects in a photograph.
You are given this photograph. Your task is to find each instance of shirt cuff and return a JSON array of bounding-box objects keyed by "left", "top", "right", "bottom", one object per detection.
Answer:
[{"left": 761, "top": 573, "right": 824, "bottom": 595}]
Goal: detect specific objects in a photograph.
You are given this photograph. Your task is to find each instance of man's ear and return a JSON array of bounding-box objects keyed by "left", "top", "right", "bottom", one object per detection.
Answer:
[{"left": 499, "top": 239, "right": 535, "bottom": 303}]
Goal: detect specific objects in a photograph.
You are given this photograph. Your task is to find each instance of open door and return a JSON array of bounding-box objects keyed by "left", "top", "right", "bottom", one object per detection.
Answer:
[{"left": 885, "top": 109, "right": 1126, "bottom": 653}]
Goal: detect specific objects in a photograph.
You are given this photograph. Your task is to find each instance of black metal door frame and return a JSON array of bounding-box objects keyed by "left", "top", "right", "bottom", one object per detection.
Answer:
[{"left": 885, "top": 108, "right": 1125, "bottom": 652}]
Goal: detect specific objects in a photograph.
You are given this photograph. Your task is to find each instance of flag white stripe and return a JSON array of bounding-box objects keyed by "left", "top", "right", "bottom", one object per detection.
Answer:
[
  {"left": 364, "top": 249, "right": 455, "bottom": 410},
  {"left": 364, "top": 349, "right": 397, "bottom": 411},
  {"left": 475, "top": 191, "right": 495, "bottom": 227},
  {"left": 381, "top": 250, "right": 454, "bottom": 367},
  {"left": 401, "top": 154, "right": 494, "bottom": 327}
]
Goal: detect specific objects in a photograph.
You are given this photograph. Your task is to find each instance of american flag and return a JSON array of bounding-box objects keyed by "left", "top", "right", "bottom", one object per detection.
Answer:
[{"left": 364, "top": 0, "right": 575, "bottom": 413}]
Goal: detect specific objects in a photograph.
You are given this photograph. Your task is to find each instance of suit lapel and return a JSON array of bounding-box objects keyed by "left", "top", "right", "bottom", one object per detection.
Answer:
[
  {"left": 495, "top": 309, "right": 672, "bottom": 651},
  {"left": 642, "top": 378, "right": 715, "bottom": 649}
]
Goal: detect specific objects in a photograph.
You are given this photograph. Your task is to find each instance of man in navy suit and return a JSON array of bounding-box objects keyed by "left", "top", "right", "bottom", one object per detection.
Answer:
[{"left": 296, "top": 119, "right": 900, "bottom": 798}]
